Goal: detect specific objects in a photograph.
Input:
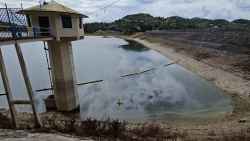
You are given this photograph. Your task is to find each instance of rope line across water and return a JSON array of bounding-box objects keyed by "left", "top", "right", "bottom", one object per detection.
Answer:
[{"left": 36, "top": 59, "right": 180, "bottom": 92}]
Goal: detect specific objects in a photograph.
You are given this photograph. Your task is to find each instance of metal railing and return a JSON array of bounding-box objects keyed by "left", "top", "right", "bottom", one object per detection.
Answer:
[
  {"left": 0, "top": 3, "right": 52, "bottom": 39},
  {"left": 0, "top": 25, "right": 52, "bottom": 39}
]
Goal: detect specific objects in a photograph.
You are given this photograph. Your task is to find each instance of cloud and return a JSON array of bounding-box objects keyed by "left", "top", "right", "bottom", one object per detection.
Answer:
[
  {"left": 227, "top": 0, "right": 250, "bottom": 11},
  {"left": 0, "top": 0, "right": 249, "bottom": 22},
  {"left": 201, "top": 6, "right": 210, "bottom": 17},
  {"left": 137, "top": 0, "right": 158, "bottom": 4},
  {"left": 213, "top": 8, "right": 233, "bottom": 20}
]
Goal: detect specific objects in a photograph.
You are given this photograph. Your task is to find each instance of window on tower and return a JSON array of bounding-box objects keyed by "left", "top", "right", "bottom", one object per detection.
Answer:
[
  {"left": 61, "top": 15, "right": 72, "bottom": 28},
  {"left": 78, "top": 17, "right": 82, "bottom": 29}
]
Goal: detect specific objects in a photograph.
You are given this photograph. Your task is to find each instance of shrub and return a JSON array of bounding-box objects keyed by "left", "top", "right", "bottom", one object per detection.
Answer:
[{"left": 0, "top": 113, "right": 13, "bottom": 129}]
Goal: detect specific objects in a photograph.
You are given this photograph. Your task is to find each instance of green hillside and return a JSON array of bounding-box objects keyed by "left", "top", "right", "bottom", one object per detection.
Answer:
[{"left": 84, "top": 13, "right": 250, "bottom": 34}]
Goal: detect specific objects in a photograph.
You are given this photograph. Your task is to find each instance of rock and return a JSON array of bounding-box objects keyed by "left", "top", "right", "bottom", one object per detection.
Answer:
[
  {"left": 7, "top": 132, "right": 14, "bottom": 135},
  {"left": 51, "top": 130, "right": 57, "bottom": 133},
  {"left": 14, "top": 130, "right": 25, "bottom": 133},
  {"left": 239, "top": 119, "right": 247, "bottom": 123},
  {"left": 21, "top": 132, "right": 29, "bottom": 136},
  {"left": 65, "top": 134, "right": 70, "bottom": 137}
]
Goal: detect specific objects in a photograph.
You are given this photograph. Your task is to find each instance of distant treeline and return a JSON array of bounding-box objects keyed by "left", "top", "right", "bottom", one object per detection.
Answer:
[{"left": 84, "top": 13, "right": 250, "bottom": 34}]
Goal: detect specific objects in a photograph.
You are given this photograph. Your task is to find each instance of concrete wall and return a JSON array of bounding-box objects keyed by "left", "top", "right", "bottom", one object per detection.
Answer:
[
  {"left": 47, "top": 38, "right": 79, "bottom": 111},
  {"left": 24, "top": 11, "right": 84, "bottom": 41}
]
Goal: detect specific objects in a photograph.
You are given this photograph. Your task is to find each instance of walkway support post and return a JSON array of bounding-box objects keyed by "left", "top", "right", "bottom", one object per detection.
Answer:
[
  {"left": 11, "top": 26, "right": 16, "bottom": 38},
  {"left": 48, "top": 27, "right": 52, "bottom": 36},
  {"left": 14, "top": 41, "right": 42, "bottom": 127},
  {"left": 47, "top": 38, "right": 79, "bottom": 111},
  {"left": 0, "top": 48, "right": 20, "bottom": 128},
  {"left": 18, "top": 27, "right": 22, "bottom": 37},
  {"left": 33, "top": 26, "right": 38, "bottom": 37}
]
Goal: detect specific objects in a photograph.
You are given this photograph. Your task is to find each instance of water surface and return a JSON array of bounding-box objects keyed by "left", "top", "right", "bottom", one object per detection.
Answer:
[{"left": 0, "top": 36, "right": 233, "bottom": 124}]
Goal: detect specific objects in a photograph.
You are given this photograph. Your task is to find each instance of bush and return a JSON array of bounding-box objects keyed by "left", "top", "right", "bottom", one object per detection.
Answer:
[
  {"left": 0, "top": 113, "right": 13, "bottom": 129},
  {"left": 79, "top": 117, "right": 127, "bottom": 138}
]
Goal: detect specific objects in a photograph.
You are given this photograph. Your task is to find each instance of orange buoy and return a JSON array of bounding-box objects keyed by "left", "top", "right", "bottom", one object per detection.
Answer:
[{"left": 117, "top": 99, "right": 123, "bottom": 106}]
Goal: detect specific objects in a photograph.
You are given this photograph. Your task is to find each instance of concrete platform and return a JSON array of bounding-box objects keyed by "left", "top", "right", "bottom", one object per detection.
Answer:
[{"left": 0, "top": 36, "right": 53, "bottom": 46}]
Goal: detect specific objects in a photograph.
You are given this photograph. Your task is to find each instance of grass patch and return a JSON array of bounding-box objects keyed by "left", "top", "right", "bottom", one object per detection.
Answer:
[
  {"left": 85, "top": 32, "right": 125, "bottom": 37},
  {"left": 130, "top": 32, "right": 144, "bottom": 38},
  {"left": 146, "top": 38, "right": 161, "bottom": 43},
  {"left": 32, "top": 116, "right": 190, "bottom": 140},
  {"left": 145, "top": 36, "right": 164, "bottom": 43},
  {"left": 36, "top": 116, "right": 128, "bottom": 139}
]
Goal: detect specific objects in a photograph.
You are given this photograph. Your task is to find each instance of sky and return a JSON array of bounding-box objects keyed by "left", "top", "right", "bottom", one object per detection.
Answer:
[{"left": 1, "top": 0, "right": 250, "bottom": 23}]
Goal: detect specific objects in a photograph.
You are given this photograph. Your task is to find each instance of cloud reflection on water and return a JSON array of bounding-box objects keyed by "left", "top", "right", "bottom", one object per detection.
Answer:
[{"left": 0, "top": 36, "right": 233, "bottom": 124}]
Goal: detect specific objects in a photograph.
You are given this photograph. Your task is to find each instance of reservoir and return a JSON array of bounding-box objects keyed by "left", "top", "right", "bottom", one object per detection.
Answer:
[{"left": 0, "top": 36, "right": 233, "bottom": 124}]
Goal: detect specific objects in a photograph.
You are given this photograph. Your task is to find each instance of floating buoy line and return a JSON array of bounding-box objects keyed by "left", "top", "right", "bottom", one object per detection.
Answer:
[{"left": 36, "top": 59, "right": 180, "bottom": 92}]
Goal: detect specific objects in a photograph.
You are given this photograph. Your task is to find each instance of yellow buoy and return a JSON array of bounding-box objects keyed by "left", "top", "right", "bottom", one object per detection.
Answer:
[{"left": 117, "top": 99, "right": 123, "bottom": 106}]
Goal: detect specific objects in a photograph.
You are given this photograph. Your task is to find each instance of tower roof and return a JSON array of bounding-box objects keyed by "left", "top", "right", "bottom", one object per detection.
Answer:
[{"left": 23, "top": 1, "right": 88, "bottom": 18}]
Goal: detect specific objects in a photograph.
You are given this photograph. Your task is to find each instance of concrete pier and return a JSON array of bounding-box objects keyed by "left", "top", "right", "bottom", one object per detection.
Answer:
[{"left": 47, "top": 38, "right": 79, "bottom": 111}]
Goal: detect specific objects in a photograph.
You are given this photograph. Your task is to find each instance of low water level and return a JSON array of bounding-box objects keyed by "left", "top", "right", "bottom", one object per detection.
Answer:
[{"left": 0, "top": 36, "right": 233, "bottom": 124}]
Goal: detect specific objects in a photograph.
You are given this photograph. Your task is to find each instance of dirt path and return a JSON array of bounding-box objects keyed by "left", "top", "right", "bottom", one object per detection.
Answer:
[{"left": 0, "top": 129, "right": 93, "bottom": 141}]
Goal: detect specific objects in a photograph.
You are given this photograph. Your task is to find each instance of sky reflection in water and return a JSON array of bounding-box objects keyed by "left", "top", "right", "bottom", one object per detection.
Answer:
[{"left": 0, "top": 36, "right": 233, "bottom": 124}]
